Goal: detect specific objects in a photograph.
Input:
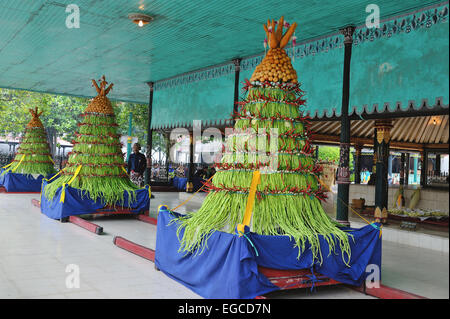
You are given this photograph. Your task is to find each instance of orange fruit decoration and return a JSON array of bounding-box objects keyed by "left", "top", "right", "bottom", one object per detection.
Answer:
[
  {"left": 26, "top": 107, "right": 45, "bottom": 128},
  {"left": 84, "top": 75, "right": 114, "bottom": 114},
  {"left": 250, "top": 17, "right": 298, "bottom": 84}
]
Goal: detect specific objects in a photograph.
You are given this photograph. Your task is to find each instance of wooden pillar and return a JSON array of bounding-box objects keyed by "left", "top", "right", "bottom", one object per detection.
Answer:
[
  {"left": 232, "top": 58, "right": 241, "bottom": 126},
  {"left": 420, "top": 150, "right": 426, "bottom": 187},
  {"left": 400, "top": 153, "right": 406, "bottom": 185},
  {"left": 354, "top": 144, "right": 362, "bottom": 184},
  {"left": 144, "top": 82, "right": 154, "bottom": 186},
  {"left": 165, "top": 131, "right": 170, "bottom": 182},
  {"left": 374, "top": 119, "right": 393, "bottom": 224},
  {"left": 404, "top": 152, "right": 410, "bottom": 186},
  {"left": 186, "top": 131, "right": 195, "bottom": 193},
  {"left": 336, "top": 25, "right": 355, "bottom": 226}
]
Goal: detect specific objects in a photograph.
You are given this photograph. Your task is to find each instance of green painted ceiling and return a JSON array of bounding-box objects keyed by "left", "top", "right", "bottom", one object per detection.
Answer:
[{"left": 0, "top": 0, "right": 444, "bottom": 103}]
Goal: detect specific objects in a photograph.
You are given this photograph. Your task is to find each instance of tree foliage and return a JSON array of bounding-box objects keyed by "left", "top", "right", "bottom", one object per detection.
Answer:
[
  {"left": 0, "top": 88, "right": 87, "bottom": 142},
  {"left": 0, "top": 88, "right": 155, "bottom": 155},
  {"left": 317, "top": 145, "right": 354, "bottom": 171}
]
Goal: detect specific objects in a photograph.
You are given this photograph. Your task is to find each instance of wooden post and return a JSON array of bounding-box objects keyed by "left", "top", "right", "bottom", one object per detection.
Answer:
[
  {"left": 420, "top": 151, "right": 426, "bottom": 187},
  {"left": 336, "top": 25, "right": 355, "bottom": 226},
  {"left": 404, "top": 152, "right": 410, "bottom": 186},
  {"left": 186, "top": 131, "right": 194, "bottom": 193},
  {"left": 144, "top": 82, "right": 154, "bottom": 186},
  {"left": 232, "top": 58, "right": 241, "bottom": 126},
  {"left": 374, "top": 119, "right": 393, "bottom": 224},
  {"left": 164, "top": 131, "right": 170, "bottom": 182},
  {"left": 400, "top": 153, "right": 406, "bottom": 185},
  {"left": 354, "top": 144, "right": 362, "bottom": 184}
]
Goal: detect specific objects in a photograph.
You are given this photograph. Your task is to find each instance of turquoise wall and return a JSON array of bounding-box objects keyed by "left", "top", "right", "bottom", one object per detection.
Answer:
[
  {"left": 291, "top": 46, "right": 344, "bottom": 118},
  {"left": 350, "top": 19, "right": 449, "bottom": 115},
  {"left": 152, "top": 66, "right": 235, "bottom": 129},
  {"left": 150, "top": 4, "right": 449, "bottom": 128}
]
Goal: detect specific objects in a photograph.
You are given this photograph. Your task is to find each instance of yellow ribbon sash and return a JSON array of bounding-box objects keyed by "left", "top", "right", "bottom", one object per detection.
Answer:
[
  {"left": 11, "top": 154, "right": 25, "bottom": 173},
  {"left": 48, "top": 170, "right": 62, "bottom": 181},
  {"left": 60, "top": 165, "right": 82, "bottom": 203},
  {"left": 1, "top": 162, "right": 13, "bottom": 170},
  {"left": 237, "top": 170, "right": 261, "bottom": 236}
]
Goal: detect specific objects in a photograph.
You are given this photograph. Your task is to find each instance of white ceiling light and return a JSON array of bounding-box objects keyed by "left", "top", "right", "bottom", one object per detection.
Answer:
[{"left": 128, "top": 13, "right": 153, "bottom": 27}]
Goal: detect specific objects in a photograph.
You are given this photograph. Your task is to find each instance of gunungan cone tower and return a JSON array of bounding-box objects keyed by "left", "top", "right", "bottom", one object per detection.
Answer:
[
  {"left": 1, "top": 107, "right": 55, "bottom": 177},
  {"left": 176, "top": 18, "right": 351, "bottom": 265},
  {"left": 44, "top": 76, "right": 141, "bottom": 206}
]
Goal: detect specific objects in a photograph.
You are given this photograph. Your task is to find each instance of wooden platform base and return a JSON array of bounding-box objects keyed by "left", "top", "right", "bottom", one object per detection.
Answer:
[
  {"left": 258, "top": 267, "right": 341, "bottom": 290},
  {"left": 113, "top": 236, "right": 155, "bottom": 261},
  {"left": 0, "top": 186, "right": 40, "bottom": 194},
  {"left": 68, "top": 215, "right": 103, "bottom": 234},
  {"left": 111, "top": 234, "right": 342, "bottom": 297},
  {"left": 136, "top": 214, "right": 157, "bottom": 225},
  {"left": 350, "top": 283, "right": 428, "bottom": 299},
  {"left": 31, "top": 199, "right": 144, "bottom": 235}
]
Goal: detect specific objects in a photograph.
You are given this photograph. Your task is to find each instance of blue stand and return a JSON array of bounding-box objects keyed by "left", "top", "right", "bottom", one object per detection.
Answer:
[
  {"left": 0, "top": 168, "right": 49, "bottom": 192},
  {"left": 40, "top": 179, "right": 150, "bottom": 220},
  {"left": 155, "top": 209, "right": 382, "bottom": 299}
]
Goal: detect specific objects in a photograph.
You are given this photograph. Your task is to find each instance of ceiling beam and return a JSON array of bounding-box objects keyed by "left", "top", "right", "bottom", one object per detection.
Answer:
[{"left": 311, "top": 133, "right": 448, "bottom": 151}]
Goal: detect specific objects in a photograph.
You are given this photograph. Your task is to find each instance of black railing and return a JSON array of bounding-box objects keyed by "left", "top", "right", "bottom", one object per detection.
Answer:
[
  {"left": 0, "top": 153, "right": 14, "bottom": 168},
  {"left": 427, "top": 171, "right": 449, "bottom": 186}
]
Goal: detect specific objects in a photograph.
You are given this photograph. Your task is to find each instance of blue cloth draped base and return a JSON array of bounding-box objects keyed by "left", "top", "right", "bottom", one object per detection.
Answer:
[
  {"left": 40, "top": 179, "right": 150, "bottom": 219},
  {"left": 155, "top": 210, "right": 382, "bottom": 299},
  {"left": 0, "top": 168, "right": 49, "bottom": 192}
]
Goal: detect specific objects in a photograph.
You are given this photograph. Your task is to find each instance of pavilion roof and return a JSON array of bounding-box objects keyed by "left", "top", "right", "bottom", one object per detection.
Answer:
[{"left": 0, "top": 1, "right": 448, "bottom": 129}]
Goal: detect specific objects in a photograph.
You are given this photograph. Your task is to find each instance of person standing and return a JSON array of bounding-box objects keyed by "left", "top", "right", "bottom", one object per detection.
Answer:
[{"left": 127, "top": 143, "right": 146, "bottom": 187}]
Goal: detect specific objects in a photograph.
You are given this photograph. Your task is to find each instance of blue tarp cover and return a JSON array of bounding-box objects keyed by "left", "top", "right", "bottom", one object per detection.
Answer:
[
  {"left": 155, "top": 210, "right": 382, "bottom": 299},
  {"left": 40, "top": 179, "right": 150, "bottom": 219},
  {"left": 0, "top": 169, "right": 48, "bottom": 192},
  {"left": 172, "top": 177, "right": 205, "bottom": 191}
]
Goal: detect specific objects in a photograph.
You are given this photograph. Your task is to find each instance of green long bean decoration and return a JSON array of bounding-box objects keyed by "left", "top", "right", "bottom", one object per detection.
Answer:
[
  {"left": 44, "top": 76, "right": 140, "bottom": 206},
  {"left": 1, "top": 107, "right": 56, "bottom": 177},
  {"left": 175, "top": 19, "right": 352, "bottom": 266}
]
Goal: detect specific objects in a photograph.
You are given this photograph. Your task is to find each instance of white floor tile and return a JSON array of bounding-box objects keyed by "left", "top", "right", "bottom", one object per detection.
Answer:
[{"left": 1, "top": 192, "right": 448, "bottom": 299}]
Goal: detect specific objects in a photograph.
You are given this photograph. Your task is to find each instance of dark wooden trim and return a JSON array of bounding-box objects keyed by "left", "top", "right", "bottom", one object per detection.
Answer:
[
  {"left": 187, "top": 131, "right": 195, "bottom": 193},
  {"left": 336, "top": 26, "right": 355, "bottom": 224},
  {"left": 308, "top": 108, "right": 449, "bottom": 122},
  {"left": 311, "top": 133, "right": 448, "bottom": 151},
  {"left": 144, "top": 82, "right": 154, "bottom": 186},
  {"left": 232, "top": 58, "right": 241, "bottom": 126}
]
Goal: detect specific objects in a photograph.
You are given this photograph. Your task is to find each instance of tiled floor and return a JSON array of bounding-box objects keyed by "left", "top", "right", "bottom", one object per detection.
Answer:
[{"left": 0, "top": 192, "right": 448, "bottom": 299}]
